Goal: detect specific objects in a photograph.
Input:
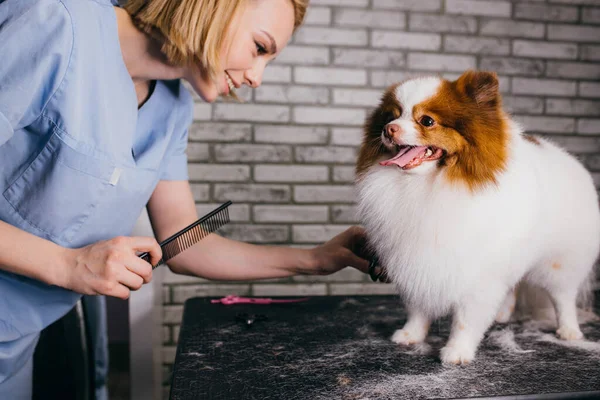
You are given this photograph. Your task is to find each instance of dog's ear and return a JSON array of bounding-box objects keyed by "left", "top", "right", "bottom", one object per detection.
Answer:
[{"left": 455, "top": 70, "right": 499, "bottom": 107}]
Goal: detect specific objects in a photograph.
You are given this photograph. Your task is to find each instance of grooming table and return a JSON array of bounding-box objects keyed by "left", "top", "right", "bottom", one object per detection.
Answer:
[{"left": 169, "top": 292, "right": 600, "bottom": 400}]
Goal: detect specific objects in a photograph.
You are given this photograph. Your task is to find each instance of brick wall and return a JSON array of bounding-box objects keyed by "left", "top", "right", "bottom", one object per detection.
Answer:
[{"left": 161, "top": 0, "right": 600, "bottom": 393}]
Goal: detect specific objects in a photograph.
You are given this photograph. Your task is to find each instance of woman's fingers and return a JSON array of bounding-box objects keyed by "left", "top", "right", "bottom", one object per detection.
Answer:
[
  {"left": 110, "top": 236, "right": 158, "bottom": 284},
  {"left": 117, "top": 266, "right": 145, "bottom": 291},
  {"left": 110, "top": 284, "right": 133, "bottom": 300},
  {"left": 333, "top": 226, "right": 391, "bottom": 282},
  {"left": 130, "top": 236, "right": 163, "bottom": 267},
  {"left": 346, "top": 250, "right": 370, "bottom": 274},
  {"left": 345, "top": 226, "right": 378, "bottom": 262},
  {"left": 374, "top": 266, "right": 391, "bottom": 283},
  {"left": 124, "top": 251, "right": 154, "bottom": 284}
]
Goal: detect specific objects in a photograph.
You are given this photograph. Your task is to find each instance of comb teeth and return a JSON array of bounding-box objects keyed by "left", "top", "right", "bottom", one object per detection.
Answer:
[
  {"left": 141, "top": 201, "right": 232, "bottom": 268},
  {"left": 163, "top": 207, "right": 230, "bottom": 262}
]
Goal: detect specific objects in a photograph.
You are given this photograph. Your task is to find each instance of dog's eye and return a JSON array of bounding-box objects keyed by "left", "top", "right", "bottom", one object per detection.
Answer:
[{"left": 420, "top": 116, "right": 435, "bottom": 127}]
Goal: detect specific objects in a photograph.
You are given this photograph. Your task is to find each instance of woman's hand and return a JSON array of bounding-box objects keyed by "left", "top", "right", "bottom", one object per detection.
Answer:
[
  {"left": 60, "top": 236, "right": 162, "bottom": 299},
  {"left": 308, "top": 226, "right": 388, "bottom": 281}
]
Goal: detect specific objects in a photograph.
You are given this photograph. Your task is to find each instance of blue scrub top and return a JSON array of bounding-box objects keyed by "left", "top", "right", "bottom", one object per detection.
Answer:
[{"left": 0, "top": 0, "right": 193, "bottom": 388}]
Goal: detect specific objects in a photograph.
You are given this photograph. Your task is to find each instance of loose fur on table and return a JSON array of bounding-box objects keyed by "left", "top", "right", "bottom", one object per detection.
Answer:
[
  {"left": 355, "top": 70, "right": 600, "bottom": 365},
  {"left": 170, "top": 297, "right": 600, "bottom": 400}
]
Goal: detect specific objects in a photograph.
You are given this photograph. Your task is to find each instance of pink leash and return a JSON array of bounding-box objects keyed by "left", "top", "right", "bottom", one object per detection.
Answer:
[{"left": 210, "top": 295, "right": 309, "bottom": 305}]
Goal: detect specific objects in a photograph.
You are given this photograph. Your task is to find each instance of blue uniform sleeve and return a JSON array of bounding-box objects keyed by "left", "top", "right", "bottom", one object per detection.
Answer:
[
  {"left": 0, "top": 0, "right": 73, "bottom": 146},
  {"left": 159, "top": 86, "right": 193, "bottom": 181}
]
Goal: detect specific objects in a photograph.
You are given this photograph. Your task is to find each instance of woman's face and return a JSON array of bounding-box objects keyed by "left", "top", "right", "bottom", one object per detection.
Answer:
[{"left": 185, "top": 0, "right": 295, "bottom": 102}]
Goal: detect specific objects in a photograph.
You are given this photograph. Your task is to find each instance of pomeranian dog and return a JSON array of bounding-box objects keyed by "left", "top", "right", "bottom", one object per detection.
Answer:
[{"left": 355, "top": 70, "right": 600, "bottom": 365}]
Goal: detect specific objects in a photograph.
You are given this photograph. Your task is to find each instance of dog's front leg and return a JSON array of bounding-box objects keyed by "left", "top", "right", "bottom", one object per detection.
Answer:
[
  {"left": 440, "top": 288, "right": 506, "bottom": 365},
  {"left": 391, "top": 309, "right": 431, "bottom": 345}
]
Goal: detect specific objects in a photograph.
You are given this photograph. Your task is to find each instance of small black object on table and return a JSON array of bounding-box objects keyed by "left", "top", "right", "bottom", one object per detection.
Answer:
[{"left": 169, "top": 293, "right": 600, "bottom": 400}]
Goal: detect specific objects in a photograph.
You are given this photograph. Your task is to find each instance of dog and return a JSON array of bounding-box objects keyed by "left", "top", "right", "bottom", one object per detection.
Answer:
[{"left": 355, "top": 70, "right": 600, "bottom": 365}]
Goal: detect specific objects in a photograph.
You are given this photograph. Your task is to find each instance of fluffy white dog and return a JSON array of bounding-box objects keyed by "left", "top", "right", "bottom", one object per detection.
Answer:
[{"left": 355, "top": 70, "right": 600, "bottom": 365}]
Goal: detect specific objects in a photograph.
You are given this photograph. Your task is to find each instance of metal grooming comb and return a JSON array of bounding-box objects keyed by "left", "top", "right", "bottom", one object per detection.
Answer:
[{"left": 139, "top": 200, "right": 232, "bottom": 269}]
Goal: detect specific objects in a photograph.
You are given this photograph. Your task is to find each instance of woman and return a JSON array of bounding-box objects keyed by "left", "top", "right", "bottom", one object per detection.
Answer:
[{"left": 0, "top": 0, "right": 382, "bottom": 397}]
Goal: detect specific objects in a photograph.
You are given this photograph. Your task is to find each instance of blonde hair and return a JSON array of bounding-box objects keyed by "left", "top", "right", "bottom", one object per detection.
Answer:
[{"left": 123, "top": 0, "right": 309, "bottom": 82}]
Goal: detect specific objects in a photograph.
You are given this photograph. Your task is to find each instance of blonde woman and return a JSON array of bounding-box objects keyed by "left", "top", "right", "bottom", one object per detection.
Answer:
[{"left": 0, "top": 0, "right": 380, "bottom": 397}]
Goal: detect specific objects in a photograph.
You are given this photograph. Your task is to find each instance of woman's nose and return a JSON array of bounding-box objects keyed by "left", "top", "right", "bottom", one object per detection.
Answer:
[{"left": 244, "top": 65, "right": 265, "bottom": 88}]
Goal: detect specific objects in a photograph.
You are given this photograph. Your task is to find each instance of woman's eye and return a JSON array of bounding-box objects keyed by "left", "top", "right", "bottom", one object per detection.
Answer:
[
  {"left": 255, "top": 42, "right": 267, "bottom": 55},
  {"left": 420, "top": 115, "right": 435, "bottom": 127}
]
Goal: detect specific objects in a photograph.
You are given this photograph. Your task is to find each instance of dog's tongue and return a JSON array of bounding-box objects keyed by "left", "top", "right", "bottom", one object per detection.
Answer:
[{"left": 380, "top": 146, "right": 427, "bottom": 168}]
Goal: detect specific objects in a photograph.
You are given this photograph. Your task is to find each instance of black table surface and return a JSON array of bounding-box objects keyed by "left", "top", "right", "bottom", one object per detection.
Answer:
[{"left": 169, "top": 292, "right": 600, "bottom": 400}]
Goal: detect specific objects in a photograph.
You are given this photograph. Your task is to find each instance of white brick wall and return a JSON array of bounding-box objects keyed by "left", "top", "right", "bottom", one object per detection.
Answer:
[{"left": 163, "top": 0, "right": 600, "bottom": 388}]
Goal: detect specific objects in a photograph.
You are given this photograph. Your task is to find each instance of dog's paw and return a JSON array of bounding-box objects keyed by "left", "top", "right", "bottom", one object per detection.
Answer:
[
  {"left": 440, "top": 344, "right": 475, "bottom": 365},
  {"left": 391, "top": 328, "right": 425, "bottom": 345},
  {"left": 556, "top": 326, "right": 583, "bottom": 341}
]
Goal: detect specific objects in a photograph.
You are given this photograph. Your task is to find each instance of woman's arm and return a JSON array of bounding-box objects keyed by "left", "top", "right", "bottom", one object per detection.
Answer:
[
  {"left": 0, "top": 219, "right": 72, "bottom": 284},
  {"left": 146, "top": 180, "right": 371, "bottom": 280},
  {"left": 0, "top": 219, "right": 162, "bottom": 299}
]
